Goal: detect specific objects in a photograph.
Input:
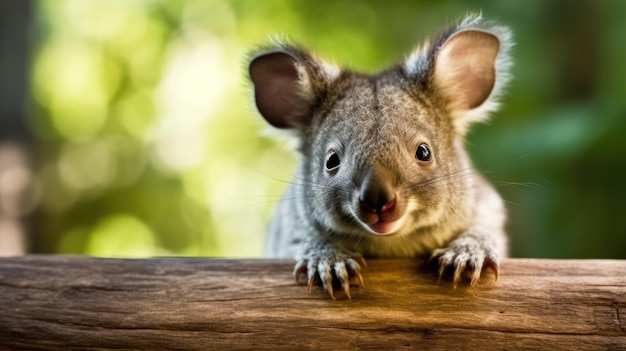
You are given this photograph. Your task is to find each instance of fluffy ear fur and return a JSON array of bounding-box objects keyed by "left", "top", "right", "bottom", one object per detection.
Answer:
[
  {"left": 404, "top": 14, "right": 513, "bottom": 134},
  {"left": 434, "top": 29, "right": 499, "bottom": 111},
  {"left": 249, "top": 43, "right": 340, "bottom": 129}
]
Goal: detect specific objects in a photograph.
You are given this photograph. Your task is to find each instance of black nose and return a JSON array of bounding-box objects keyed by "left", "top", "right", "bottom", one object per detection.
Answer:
[{"left": 359, "top": 167, "right": 396, "bottom": 213}]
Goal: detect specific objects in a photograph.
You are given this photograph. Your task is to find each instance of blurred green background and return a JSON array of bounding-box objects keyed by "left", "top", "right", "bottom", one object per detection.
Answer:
[{"left": 1, "top": 0, "right": 625, "bottom": 258}]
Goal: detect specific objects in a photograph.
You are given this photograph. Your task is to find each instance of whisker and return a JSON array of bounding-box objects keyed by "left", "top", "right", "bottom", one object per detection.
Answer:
[
  {"left": 502, "top": 199, "right": 521, "bottom": 207},
  {"left": 407, "top": 167, "right": 478, "bottom": 191},
  {"left": 289, "top": 173, "right": 353, "bottom": 196},
  {"left": 493, "top": 181, "right": 550, "bottom": 191},
  {"left": 531, "top": 175, "right": 554, "bottom": 186}
]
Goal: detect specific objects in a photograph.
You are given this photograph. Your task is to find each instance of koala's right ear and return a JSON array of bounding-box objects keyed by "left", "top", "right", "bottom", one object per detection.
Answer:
[{"left": 249, "top": 46, "right": 339, "bottom": 129}]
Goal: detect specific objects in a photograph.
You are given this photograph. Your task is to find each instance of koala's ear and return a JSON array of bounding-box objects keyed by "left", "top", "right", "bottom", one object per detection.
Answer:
[
  {"left": 404, "top": 17, "right": 512, "bottom": 134},
  {"left": 433, "top": 29, "right": 500, "bottom": 112},
  {"left": 249, "top": 47, "right": 339, "bottom": 129},
  {"left": 249, "top": 51, "right": 303, "bottom": 129}
]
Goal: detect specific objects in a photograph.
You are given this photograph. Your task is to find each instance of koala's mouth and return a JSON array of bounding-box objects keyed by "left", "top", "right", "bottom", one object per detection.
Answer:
[
  {"left": 358, "top": 201, "right": 408, "bottom": 235},
  {"left": 369, "top": 219, "right": 401, "bottom": 235}
]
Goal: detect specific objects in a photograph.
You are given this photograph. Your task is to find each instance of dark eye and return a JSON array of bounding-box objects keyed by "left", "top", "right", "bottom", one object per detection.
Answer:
[
  {"left": 415, "top": 143, "right": 432, "bottom": 162},
  {"left": 325, "top": 151, "right": 340, "bottom": 171}
]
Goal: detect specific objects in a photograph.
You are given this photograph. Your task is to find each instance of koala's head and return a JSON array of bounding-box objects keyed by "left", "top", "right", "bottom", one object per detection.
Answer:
[{"left": 249, "top": 15, "right": 512, "bottom": 238}]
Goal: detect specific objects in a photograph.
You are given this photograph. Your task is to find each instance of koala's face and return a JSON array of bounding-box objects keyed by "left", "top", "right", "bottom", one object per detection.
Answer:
[{"left": 305, "top": 73, "right": 468, "bottom": 238}]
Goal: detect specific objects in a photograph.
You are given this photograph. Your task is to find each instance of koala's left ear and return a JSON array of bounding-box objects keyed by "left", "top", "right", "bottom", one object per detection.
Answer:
[
  {"left": 433, "top": 29, "right": 500, "bottom": 112},
  {"left": 404, "top": 17, "right": 513, "bottom": 134}
]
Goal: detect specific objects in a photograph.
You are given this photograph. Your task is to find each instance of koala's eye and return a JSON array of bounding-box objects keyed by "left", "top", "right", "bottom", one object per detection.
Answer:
[
  {"left": 415, "top": 143, "right": 432, "bottom": 162},
  {"left": 325, "top": 151, "right": 340, "bottom": 171}
]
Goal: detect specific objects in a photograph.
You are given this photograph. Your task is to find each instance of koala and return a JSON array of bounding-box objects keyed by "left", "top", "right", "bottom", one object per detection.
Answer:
[{"left": 248, "top": 14, "right": 512, "bottom": 299}]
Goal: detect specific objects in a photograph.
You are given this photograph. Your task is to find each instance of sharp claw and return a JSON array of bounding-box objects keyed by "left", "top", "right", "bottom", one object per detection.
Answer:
[
  {"left": 483, "top": 253, "right": 499, "bottom": 281},
  {"left": 356, "top": 256, "right": 368, "bottom": 270},
  {"left": 318, "top": 264, "right": 335, "bottom": 299},
  {"left": 293, "top": 260, "right": 307, "bottom": 285},
  {"left": 469, "top": 277, "right": 479, "bottom": 288},
  {"left": 437, "top": 250, "right": 456, "bottom": 285},
  {"left": 452, "top": 268, "right": 463, "bottom": 289},
  {"left": 342, "top": 282, "right": 351, "bottom": 300},
  {"left": 355, "top": 271, "right": 364, "bottom": 288},
  {"left": 486, "top": 260, "right": 499, "bottom": 281},
  {"left": 345, "top": 258, "right": 364, "bottom": 287},
  {"left": 294, "top": 271, "right": 302, "bottom": 284},
  {"left": 437, "top": 264, "right": 447, "bottom": 285},
  {"left": 305, "top": 259, "right": 317, "bottom": 293},
  {"left": 469, "top": 259, "right": 483, "bottom": 288},
  {"left": 326, "top": 283, "right": 336, "bottom": 300},
  {"left": 429, "top": 249, "right": 444, "bottom": 263},
  {"left": 469, "top": 268, "right": 480, "bottom": 288},
  {"left": 333, "top": 262, "right": 351, "bottom": 300},
  {"left": 307, "top": 274, "right": 318, "bottom": 293}
]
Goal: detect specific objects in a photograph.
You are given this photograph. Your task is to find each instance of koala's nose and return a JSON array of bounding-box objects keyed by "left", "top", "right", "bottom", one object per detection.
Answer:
[{"left": 359, "top": 167, "right": 396, "bottom": 213}]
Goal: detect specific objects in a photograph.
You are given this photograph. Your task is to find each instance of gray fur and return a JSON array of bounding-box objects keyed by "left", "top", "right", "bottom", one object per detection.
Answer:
[{"left": 249, "top": 15, "right": 512, "bottom": 298}]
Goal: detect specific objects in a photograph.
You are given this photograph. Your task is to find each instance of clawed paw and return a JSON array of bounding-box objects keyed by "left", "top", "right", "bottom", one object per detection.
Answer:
[
  {"left": 293, "top": 253, "right": 366, "bottom": 300},
  {"left": 430, "top": 237, "right": 500, "bottom": 289}
]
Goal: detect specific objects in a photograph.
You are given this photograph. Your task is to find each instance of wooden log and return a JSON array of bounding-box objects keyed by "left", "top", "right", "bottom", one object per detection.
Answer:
[{"left": 0, "top": 256, "right": 625, "bottom": 350}]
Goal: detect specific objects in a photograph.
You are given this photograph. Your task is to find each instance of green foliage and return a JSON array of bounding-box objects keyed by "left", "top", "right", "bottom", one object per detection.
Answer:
[{"left": 31, "top": 0, "right": 626, "bottom": 258}]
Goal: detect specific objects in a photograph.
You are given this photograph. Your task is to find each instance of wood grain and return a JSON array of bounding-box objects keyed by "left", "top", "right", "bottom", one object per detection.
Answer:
[{"left": 0, "top": 256, "right": 624, "bottom": 350}]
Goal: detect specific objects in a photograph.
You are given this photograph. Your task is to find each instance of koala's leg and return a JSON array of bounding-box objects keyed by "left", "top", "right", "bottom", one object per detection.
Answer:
[
  {"left": 293, "top": 236, "right": 366, "bottom": 300},
  {"left": 430, "top": 179, "right": 507, "bottom": 288}
]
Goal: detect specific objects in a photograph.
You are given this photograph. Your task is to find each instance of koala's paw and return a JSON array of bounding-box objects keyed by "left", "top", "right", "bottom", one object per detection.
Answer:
[
  {"left": 430, "top": 235, "right": 500, "bottom": 289},
  {"left": 293, "top": 250, "right": 366, "bottom": 300}
]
